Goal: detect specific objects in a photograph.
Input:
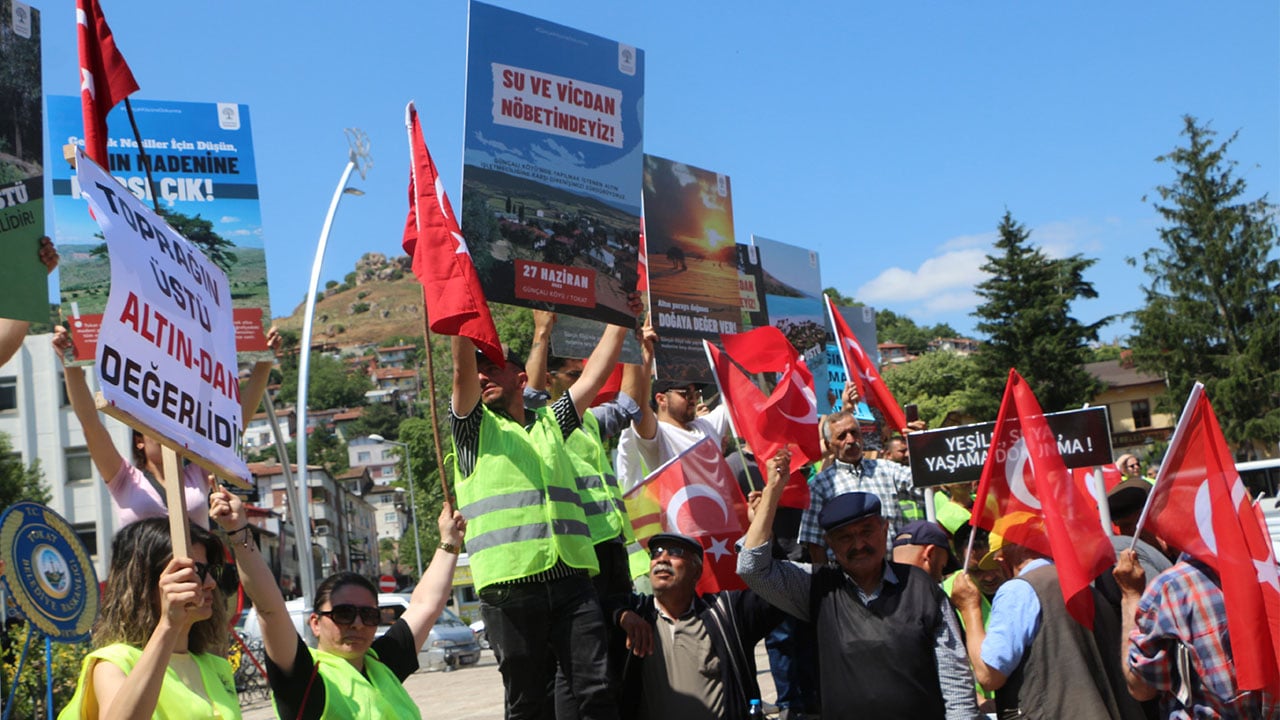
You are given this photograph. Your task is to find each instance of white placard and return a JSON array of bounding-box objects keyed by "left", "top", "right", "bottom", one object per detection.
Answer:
[{"left": 77, "top": 149, "right": 249, "bottom": 483}]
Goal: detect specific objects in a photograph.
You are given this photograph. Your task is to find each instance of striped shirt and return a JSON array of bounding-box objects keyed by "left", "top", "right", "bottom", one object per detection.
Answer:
[
  {"left": 451, "top": 392, "right": 583, "bottom": 584},
  {"left": 798, "top": 458, "right": 920, "bottom": 552},
  {"left": 1129, "top": 559, "right": 1279, "bottom": 719}
]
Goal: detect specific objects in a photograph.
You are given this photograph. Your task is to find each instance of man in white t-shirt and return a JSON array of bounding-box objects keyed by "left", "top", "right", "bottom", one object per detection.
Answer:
[{"left": 615, "top": 327, "right": 730, "bottom": 492}]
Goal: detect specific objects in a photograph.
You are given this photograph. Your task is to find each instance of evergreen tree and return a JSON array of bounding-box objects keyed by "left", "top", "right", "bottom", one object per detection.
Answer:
[
  {"left": 1129, "top": 116, "right": 1280, "bottom": 453},
  {"left": 0, "top": 432, "right": 49, "bottom": 509},
  {"left": 971, "top": 211, "right": 1105, "bottom": 419}
]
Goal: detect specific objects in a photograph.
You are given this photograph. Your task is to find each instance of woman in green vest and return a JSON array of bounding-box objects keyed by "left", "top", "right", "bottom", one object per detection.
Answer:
[
  {"left": 209, "top": 487, "right": 466, "bottom": 719},
  {"left": 60, "top": 518, "right": 240, "bottom": 720}
]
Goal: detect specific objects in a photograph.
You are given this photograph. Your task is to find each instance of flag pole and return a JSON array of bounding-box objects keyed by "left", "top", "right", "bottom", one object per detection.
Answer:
[
  {"left": 419, "top": 307, "right": 455, "bottom": 508},
  {"left": 122, "top": 98, "right": 159, "bottom": 212},
  {"left": 702, "top": 339, "right": 754, "bottom": 489},
  {"left": 1129, "top": 382, "right": 1203, "bottom": 550},
  {"left": 822, "top": 294, "right": 853, "bottom": 386}
]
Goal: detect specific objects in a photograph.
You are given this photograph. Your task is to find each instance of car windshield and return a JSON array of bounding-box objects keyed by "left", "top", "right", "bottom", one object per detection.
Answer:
[{"left": 436, "top": 609, "right": 466, "bottom": 627}]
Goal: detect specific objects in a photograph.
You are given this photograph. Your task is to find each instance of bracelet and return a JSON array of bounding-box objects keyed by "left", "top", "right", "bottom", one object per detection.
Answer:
[
  {"left": 438, "top": 541, "right": 460, "bottom": 554},
  {"left": 229, "top": 524, "right": 253, "bottom": 549}
]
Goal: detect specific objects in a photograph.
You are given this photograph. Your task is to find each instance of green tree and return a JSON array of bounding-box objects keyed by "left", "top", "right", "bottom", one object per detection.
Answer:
[
  {"left": 0, "top": 432, "right": 49, "bottom": 509},
  {"left": 393, "top": 418, "right": 446, "bottom": 578},
  {"left": 875, "top": 309, "right": 959, "bottom": 356},
  {"left": 350, "top": 402, "right": 401, "bottom": 441},
  {"left": 882, "top": 351, "right": 985, "bottom": 428},
  {"left": 278, "top": 353, "right": 372, "bottom": 410},
  {"left": 822, "top": 286, "right": 860, "bottom": 307},
  {"left": 1128, "top": 117, "right": 1280, "bottom": 453},
  {"left": 971, "top": 211, "right": 1105, "bottom": 420}
]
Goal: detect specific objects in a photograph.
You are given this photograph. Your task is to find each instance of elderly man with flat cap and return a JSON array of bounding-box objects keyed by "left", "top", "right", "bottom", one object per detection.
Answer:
[
  {"left": 739, "top": 450, "right": 978, "bottom": 720},
  {"left": 607, "top": 532, "right": 782, "bottom": 720}
]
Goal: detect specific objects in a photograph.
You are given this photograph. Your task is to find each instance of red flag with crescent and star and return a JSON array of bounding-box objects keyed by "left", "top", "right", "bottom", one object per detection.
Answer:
[
  {"left": 1137, "top": 383, "right": 1280, "bottom": 693},
  {"left": 78, "top": 0, "right": 138, "bottom": 168},
  {"left": 706, "top": 332, "right": 820, "bottom": 508},
  {"left": 824, "top": 294, "right": 908, "bottom": 434},
  {"left": 402, "top": 101, "right": 504, "bottom": 366},
  {"left": 623, "top": 437, "right": 749, "bottom": 594},
  {"left": 971, "top": 369, "right": 1114, "bottom": 628}
]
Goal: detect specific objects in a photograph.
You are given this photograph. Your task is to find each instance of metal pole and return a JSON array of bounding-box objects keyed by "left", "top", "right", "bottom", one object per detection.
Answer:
[
  {"left": 263, "top": 393, "right": 313, "bottom": 603},
  {"left": 295, "top": 128, "right": 371, "bottom": 594}
]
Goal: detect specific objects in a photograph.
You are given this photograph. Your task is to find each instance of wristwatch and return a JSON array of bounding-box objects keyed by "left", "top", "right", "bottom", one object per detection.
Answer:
[{"left": 439, "top": 541, "right": 460, "bottom": 554}]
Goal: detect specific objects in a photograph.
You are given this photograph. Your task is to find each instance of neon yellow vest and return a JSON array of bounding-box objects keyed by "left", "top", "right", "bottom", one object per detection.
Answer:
[
  {"left": 568, "top": 412, "right": 627, "bottom": 543},
  {"left": 933, "top": 492, "right": 972, "bottom": 534},
  {"left": 271, "top": 647, "right": 420, "bottom": 720},
  {"left": 58, "top": 643, "right": 239, "bottom": 720},
  {"left": 455, "top": 404, "right": 597, "bottom": 591}
]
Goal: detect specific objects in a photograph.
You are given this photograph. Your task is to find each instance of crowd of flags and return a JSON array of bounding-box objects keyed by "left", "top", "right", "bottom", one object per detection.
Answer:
[{"left": 80, "top": 0, "right": 1279, "bottom": 696}]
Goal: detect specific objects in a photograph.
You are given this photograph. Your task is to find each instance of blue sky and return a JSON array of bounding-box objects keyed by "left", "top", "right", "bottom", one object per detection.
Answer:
[{"left": 37, "top": 1, "right": 1278, "bottom": 340}]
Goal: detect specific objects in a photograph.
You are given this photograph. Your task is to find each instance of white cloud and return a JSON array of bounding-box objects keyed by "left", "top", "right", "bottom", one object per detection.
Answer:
[
  {"left": 938, "top": 231, "right": 995, "bottom": 252},
  {"left": 220, "top": 216, "right": 240, "bottom": 224},
  {"left": 856, "top": 248, "right": 989, "bottom": 304}
]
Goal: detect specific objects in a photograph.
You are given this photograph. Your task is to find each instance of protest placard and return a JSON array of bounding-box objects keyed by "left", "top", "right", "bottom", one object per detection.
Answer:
[
  {"left": 461, "top": 1, "right": 645, "bottom": 342},
  {"left": 76, "top": 149, "right": 250, "bottom": 486},
  {"left": 644, "top": 156, "right": 741, "bottom": 384},
  {"left": 49, "top": 97, "right": 271, "bottom": 360},
  {"left": 824, "top": 304, "right": 880, "bottom": 410},
  {"left": 736, "top": 243, "right": 769, "bottom": 331},
  {"left": 0, "top": 1, "right": 48, "bottom": 324},
  {"left": 907, "top": 406, "right": 1113, "bottom": 487},
  {"left": 751, "top": 235, "right": 829, "bottom": 412}
]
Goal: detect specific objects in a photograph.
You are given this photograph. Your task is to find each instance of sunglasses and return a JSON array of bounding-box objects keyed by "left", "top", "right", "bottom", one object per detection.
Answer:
[
  {"left": 667, "top": 388, "right": 702, "bottom": 401},
  {"left": 317, "top": 604, "right": 381, "bottom": 627},
  {"left": 192, "top": 560, "right": 239, "bottom": 594},
  {"left": 649, "top": 543, "right": 694, "bottom": 560}
]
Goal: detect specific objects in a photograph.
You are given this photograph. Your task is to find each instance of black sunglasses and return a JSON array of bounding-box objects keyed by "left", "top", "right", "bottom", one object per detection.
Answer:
[
  {"left": 649, "top": 543, "right": 692, "bottom": 560},
  {"left": 192, "top": 560, "right": 238, "bottom": 594},
  {"left": 317, "top": 604, "right": 381, "bottom": 627}
]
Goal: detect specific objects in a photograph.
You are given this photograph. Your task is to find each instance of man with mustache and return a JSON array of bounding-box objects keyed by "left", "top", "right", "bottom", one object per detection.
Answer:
[
  {"left": 740, "top": 451, "right": 978, "bottom": 720},
  {"left": 608, "top": 532, "right": 782, "bottom": 720}
]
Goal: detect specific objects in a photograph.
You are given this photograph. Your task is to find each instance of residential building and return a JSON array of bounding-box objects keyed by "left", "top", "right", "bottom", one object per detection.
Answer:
[
  {"left": 878, "top": 342, "right": 914, "bottom": 364},
  {"left": 927, "top": 337, "right": 981, "bottom": 355},
  {"left": 374, "top": 344, "right": 417, "bottom": 369},
  {"left": 1085, "top": 355, "right": 1175, "bottom": 453}
]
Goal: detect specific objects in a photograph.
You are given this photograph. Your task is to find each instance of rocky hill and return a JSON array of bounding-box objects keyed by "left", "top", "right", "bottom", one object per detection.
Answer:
[{"left": 272, "top": 253, "right": 426, "bottom": 346}]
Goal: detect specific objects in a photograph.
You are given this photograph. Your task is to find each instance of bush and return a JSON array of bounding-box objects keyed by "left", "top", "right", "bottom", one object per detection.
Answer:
[
  {"left": 2, "top": 623, "right": 91, "bottom": 718},
  {"left": 351, "top": 303, "right": 370, "bottom": 314}
]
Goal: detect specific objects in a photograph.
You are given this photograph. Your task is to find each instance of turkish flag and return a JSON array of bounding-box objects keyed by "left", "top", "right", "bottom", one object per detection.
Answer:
[
  {"left": 78, "top": 0, "right": 138, "bottom": 167},
  {"left": 711, "top": 329, "right": 821, "bottom": 507},
  {"left": 636, "top": 216, "right": 649, "bottom": 295},
  {"left": 589, "top": 363, "right": 624, "bottom": 407},
  {"left": 1139, "top": 383, "right": 1280, "bottom": 693},
  {"left": 623, "top": 437, "right": 749, "bottom": 594},
  {"left": 402, "top": 102, "right": 504, "bottom": 366},
  {"left": 972, "top": 369, "right": 1114, "bottom": 627},
  {"left": 824, "top": 294, "right": 907, "bottom": 434}
]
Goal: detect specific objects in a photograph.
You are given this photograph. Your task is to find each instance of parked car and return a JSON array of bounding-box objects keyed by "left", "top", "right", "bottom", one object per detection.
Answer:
[
  {"left": 375, "top": 593, "right": 483, "bottom": 671},
  {"left": 238, "top": 597, "right": 317, "bottom": 648}
]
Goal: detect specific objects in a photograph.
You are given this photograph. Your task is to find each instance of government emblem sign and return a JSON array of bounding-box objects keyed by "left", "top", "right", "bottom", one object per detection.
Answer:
[{"left": 0, "top": 502, "right": 99, "bottom": 642}]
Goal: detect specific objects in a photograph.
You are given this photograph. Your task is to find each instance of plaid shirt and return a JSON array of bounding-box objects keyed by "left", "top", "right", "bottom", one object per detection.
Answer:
[
  {"left": 1129, "top": 558, "right": 1280, "bottom": 719},
  {"left": 798, "top": 458, "right": 920, "bottom": 551}
]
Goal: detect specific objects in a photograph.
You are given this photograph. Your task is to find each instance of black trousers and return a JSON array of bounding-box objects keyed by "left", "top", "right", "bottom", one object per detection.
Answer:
[{"left": 481, "top": 572, "right": 619, "bottom": 720}]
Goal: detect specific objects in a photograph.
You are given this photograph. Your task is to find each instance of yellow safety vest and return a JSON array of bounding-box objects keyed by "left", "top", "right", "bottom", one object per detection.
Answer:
[
  {"left": 58, "top": 643, "right": 239, "bottom": 720},
  {"left": 274, "top": 647, "right": 420, "bottom": 720},
  {"left": 455, "top": 404, "right": 597, "bottom": 591}
]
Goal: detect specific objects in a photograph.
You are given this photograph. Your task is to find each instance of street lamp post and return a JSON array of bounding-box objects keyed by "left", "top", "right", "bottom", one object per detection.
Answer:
[
  {"left": 295, "top": 129, "right": 372, "bottom": 603},
  {"left": 368, "top": 434, "right": 423, "bottom": 578}
]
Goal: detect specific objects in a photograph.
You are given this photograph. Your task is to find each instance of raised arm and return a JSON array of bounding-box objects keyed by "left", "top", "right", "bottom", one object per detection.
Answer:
[
  {"left": 399, "top": 503, "right": 467, "bottom": 652},
  {"left": 55, "top": 327, "right": 127, "bottom": 481},
  {"left": 745, "top": 448, "right": 790, "bottom": 551},
  {"left": 950, "top": 571, "right": 1007, "bottom": 691},
  {"left": 452, "top": 336, "right": 481, "bottom": 416},
  {"left": 620, "top": 322, "right": 657, "bottom": 440},
  {"left": 210, "top": 487, "right": 299, "bottom": 673},
  {"left": 526, "top": 311, "right": 555, "bottom": 393},
  {"left": 1113, "top": 549, "right": 1157, "bottom": 702}
]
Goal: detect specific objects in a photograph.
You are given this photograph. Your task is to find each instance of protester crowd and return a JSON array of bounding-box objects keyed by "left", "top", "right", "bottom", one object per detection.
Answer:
[{"left": 0, "top": 225, "right": 1273, "bottom": 720}]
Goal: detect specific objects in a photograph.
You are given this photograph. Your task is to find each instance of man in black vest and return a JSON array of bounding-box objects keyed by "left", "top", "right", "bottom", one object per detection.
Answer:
[{"left": 739, "top": 450, "right": 979, "bottom": 720}]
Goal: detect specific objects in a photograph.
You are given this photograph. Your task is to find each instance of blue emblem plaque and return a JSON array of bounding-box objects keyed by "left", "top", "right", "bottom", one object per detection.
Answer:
[{"left": 0, "top": 502, "right": 98, "bottom": 641}]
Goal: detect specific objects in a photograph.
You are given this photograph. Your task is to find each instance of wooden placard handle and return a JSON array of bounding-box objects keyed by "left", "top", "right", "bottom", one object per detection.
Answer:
[{"left": 162, "top": 446, "right": 192, "bottom": 559}]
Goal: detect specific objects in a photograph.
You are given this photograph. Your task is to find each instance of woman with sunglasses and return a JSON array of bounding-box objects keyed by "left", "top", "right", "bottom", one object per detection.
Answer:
[
  {"left": 210, "top": 486, "right": 465, "bottom": 719},
  {"left": 59, "top": 518, "right": 239, "bottom": 719}
]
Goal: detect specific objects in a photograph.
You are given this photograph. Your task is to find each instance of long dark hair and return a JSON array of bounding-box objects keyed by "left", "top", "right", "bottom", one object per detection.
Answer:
[{"left": 93, "top": 518, "right": 228, "bottom": 655}]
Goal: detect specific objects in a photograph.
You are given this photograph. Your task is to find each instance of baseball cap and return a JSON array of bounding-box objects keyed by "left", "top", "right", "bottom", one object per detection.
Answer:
[{"left": 893, "top": 520, "right": 950, "bottom": 550}]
